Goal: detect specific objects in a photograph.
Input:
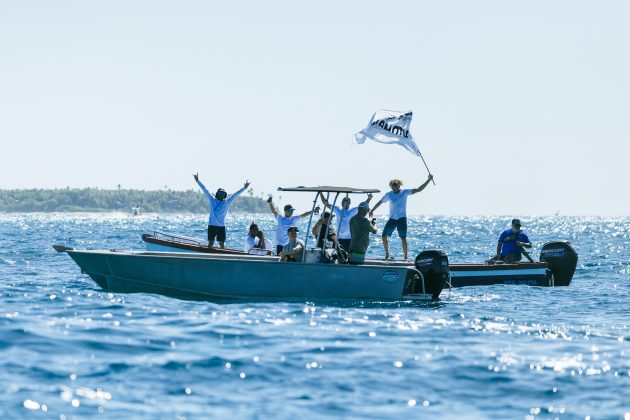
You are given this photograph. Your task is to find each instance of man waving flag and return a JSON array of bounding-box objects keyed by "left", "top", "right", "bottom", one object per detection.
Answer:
[{"left": 354, "top": 109, "right": 434, "bottom": 183}]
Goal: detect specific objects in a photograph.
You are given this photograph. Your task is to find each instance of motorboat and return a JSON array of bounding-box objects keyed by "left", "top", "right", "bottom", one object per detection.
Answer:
[{"left": 55, "top": 187, "right": 446, "bottom": 301}]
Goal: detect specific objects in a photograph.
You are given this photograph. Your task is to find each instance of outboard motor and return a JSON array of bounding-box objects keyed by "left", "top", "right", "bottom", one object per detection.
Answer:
[
  {"left": 540, "top": 241, "right": 578, "bottom": 286},
  {"left": 414, "top": 250, "right": 449, "bottom": 299}
]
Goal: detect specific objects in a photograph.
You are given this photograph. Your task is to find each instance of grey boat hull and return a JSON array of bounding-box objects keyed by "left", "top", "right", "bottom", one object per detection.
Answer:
[{"left": 66, "top": 250, "right": 431, "bottom": 301}]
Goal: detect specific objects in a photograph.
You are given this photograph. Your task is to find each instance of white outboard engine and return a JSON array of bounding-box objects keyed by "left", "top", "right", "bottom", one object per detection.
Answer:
[
  {"left": 540, "top": 241, "right": 578, "bottom": 286},
  {"left": 414, "top": 250, "right": 449, "bottom": 299}
]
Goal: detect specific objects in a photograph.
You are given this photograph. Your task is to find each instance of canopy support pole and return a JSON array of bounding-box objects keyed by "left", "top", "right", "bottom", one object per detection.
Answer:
[
  {"left": 322, "top": 192, "right": 340, "bottom": 259},
  {"left": 302, "top": 192, "right": 320, "bottom": 262}
]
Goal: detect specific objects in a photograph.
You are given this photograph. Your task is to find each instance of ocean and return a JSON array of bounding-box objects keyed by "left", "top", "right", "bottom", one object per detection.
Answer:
[{"left": 1, "top": 213, "right": 628, "bottom": 419}]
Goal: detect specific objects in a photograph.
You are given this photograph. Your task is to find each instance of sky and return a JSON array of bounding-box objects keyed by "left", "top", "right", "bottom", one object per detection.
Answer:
[{"left": 1, "top": 1, "right": 628, "bottom": 216}]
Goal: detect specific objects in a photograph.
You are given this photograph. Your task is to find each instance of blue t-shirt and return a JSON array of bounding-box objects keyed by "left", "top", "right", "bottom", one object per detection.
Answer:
[{"left": 498, "top": 229, "right": 530, "bottom": 260}]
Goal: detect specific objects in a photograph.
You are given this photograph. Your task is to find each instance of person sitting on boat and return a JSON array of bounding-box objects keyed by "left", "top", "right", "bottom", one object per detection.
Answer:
[
  {"left": 244, "top": 223, "right": 260, "bottom": 252},
  {"left": 318, "top": 192, "right": 373, "bottom": 252},
  {"left": 280, "top": 227, "right": 305, "bottom": 262},
  {"left": 312, "top": 212, "right": 339, "bottom": 249},
  {"left": 369, "top": 175, "right": 433, "bottom": 261},
  {"left": 253, "top": 230, "right": 273, "bottom": 255},
  {"left": 268, "top": 197, "right": 319, "bottom": 255},
  {"left": 494, "top": 218, "right": 532, "bottom": 263},
  {"left": 348, "top": 202, "right": 378, "bottom": 264},
  {"left": 194, "top": 173, "right": 249, "bottom": 249}
]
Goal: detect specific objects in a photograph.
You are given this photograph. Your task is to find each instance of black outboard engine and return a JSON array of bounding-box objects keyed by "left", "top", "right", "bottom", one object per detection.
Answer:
[
  {"left": 540, "top": 241, "right": 578, "bottom": 286},
  {"left": 414, "top": 250, "right": 449, "bottom": 299}
]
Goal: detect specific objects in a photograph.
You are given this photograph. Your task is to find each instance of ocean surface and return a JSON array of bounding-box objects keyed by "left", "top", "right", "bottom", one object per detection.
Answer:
[{"left": 1, "top": 213, "right": 628, "bottom": 419}]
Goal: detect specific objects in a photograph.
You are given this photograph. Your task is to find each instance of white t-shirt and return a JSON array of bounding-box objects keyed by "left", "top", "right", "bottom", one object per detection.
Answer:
[
  {"left": 332, "top": 206, "right": 359, "bottom": 240},
  {"left": 381, "top": 189, "right": 412, "bottom": 220},
  {"left": 247, "top": 238, "right": 273, "bottom": 255},
  {"left": 275, "top": 214, "right": 302, "bottom": 246},
  {"left": 244, "top": 235, "right": 258, "bottom": 252}
]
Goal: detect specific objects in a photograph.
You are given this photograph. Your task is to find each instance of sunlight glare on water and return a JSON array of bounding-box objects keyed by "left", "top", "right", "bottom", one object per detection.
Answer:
[{"left": 0, "top": 213, "right": 628, "bottom": 417}]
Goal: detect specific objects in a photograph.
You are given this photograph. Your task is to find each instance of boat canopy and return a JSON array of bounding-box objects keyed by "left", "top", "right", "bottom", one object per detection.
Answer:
[{"left": 277, "top": 186, "right": 380, "bottom": 194}]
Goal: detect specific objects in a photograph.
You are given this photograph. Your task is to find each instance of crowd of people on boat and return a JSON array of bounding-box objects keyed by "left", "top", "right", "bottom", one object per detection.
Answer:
[{"left": 193, "top": 173, "right": 532, "bottom": 263}]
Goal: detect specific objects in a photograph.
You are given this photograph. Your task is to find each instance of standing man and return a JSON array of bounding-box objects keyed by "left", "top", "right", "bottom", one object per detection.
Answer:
[
  {"left": 495, "top": 218, "right": 532, "bottom": 263},
  {"left": 268, "top": 197, "right": 319, "bottom": 255},
  {"left": 348, "top": 202, "right": 378, "bottom": 264},
  {"left": 194, "top": 173, "right": 249, "bottom": 249},
  {"left": 369, "top": 175, "right": 433, "bottom": 261},
  {"left": 319, "top": 192, "right": 373, "bottom": 252}
]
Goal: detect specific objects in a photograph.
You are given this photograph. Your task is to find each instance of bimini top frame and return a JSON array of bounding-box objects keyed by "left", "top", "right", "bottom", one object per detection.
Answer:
[{"left": 277, "top": 186, "right": 380, "bottom": 262}]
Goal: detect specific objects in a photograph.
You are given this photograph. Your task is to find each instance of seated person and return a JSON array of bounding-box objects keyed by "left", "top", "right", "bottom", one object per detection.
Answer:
[
  {"left": 280, "top": 226, "right": 305, "bottom": 262},
  {"left": 244, "top": 223, "right": 260, "bottom": 252},
  {"left": 250, "top": 230, "right": 273, "bottom": 255},
  {"left": 494, "top": 218, "right": 532, "bottom": 263},
  {"left": 348, "top": 201, "right": 378, "bottom": 264},
  {"left": 311, "top": 212, "right": 338, "bottom": 249}
]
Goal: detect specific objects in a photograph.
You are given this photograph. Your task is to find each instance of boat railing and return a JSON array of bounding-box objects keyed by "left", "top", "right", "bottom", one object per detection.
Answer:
[{"left": 152, "top": 231, "right": 208, "bottom": 247}]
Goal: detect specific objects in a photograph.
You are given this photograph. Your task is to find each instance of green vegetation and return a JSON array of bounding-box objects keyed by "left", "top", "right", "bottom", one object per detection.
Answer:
[{"left": 0, "top": 188, "right": 269, "bottom": 213}]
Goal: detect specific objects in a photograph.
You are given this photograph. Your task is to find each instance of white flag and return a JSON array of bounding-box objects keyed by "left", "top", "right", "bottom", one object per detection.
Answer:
[{"left": 354, "top": 109, "right": 421, "bottom": 156}]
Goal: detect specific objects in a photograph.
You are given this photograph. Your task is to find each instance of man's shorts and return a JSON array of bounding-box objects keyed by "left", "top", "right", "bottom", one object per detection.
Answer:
[
  {"left": 208, "top": 225, "right": 226, "bottom": 244},
  {"left": 382, "top": 217, "right": 408, "bottom": 239},
  {"left": 348, "top": 252, "right": 365, "bottom": 264},
  {"left": 338, "top": 238, "right": 351, "bottom": 252},
  {"left": 501, "top": 251, "right": 522, "bottom": 262}
]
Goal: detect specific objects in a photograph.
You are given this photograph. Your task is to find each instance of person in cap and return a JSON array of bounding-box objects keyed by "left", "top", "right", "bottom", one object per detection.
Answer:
[
  {"left": 244, "top": 223, "right": 260, "bottom": 252},
  {"left": 280, "top": 226, "right": 305, "bottom": 262},
  {"left": 268, "top": 196, "right": 319, "bottom": 255},
  {"left": 319, "top": 192, "right": 373, "bottom": 252},
  {"left": 311, "top": 211, "right": 339, "bottom": 249},
  {"left": 369, "top": 175, "right": 433, "bottom": 260},
  {"left": 193, "top": 173, "right": 250, "bottom": 248},
  {"left": 495, "top": 218, "right": 532, "bottom": 263},
  {"left": 348, "top": 201, "right": 378, "bottom": 264}
]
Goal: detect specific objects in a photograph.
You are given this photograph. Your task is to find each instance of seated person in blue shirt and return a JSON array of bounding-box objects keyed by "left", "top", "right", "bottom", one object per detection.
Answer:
[{"left": 494, "top": 218, "right": 532, "bottom": 263}]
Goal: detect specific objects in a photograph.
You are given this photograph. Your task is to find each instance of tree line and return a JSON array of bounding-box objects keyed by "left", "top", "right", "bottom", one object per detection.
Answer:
[{"left": 0, "top": 188, "right": 269, "bottom": 213}]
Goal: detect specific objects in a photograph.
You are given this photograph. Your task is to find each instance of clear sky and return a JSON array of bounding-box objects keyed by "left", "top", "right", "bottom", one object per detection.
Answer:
[{"left": 1, "top": 1, "right": 628, "bottom": 216}]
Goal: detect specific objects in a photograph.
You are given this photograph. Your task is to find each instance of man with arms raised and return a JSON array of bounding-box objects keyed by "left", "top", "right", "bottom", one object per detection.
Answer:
[
  {"left": 319, "top": 193, "right": 373, "bottom": 252},
  {"left": 348, "top": 201, "right": 378, "bottom": 264},
  {"left": 194, "top": 173, "right": 249, "bottom": 249},
  {"left": 268, "top": 197, "right": 319, "bottom": 255},
  {"left": 369, "top": 175, "right": 433, "bottom": 261},
  {"left": 494, "top": 218, "right": 532, "bottom": 263}
]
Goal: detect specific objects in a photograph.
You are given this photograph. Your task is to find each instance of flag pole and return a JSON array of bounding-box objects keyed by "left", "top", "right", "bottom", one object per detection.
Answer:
[{"left": 419, "top": 154, "right": 436, "bottom": 185}]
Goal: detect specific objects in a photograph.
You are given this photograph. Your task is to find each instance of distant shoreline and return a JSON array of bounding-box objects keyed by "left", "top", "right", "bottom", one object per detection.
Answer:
[{"left": 0, "top": 188, "right": 268, "bottom": 213}]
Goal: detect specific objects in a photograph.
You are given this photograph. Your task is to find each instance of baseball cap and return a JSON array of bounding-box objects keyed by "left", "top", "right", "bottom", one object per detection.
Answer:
[
  {"left": 287, "top": 226, "right": 299, "bottom": 233},
  {"left": 284, "top": 204, "right": 295, "bottom": 212},
  {"left": 358, "top": 201, "right": 370, "bottom": 210},
  {"left": 511, "top": 218, "right": 522, "bottom": 226}
]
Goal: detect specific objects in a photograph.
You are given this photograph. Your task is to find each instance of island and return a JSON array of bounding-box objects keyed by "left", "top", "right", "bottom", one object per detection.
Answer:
[{"left": 0, "top": 187, "right": 270, "bottom": 213}]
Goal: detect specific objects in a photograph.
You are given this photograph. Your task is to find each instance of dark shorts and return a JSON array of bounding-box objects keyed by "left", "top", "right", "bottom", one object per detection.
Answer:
[
  {"left": 501, "top": 251, "right": 522, "bottom": 262},
  {"left": 208, "top": 225, "right": 226, "bottom": 244},
  {"left": 383, "top": 217, "right": 408, "bottom": 239},
  {"left": 338, "top": 238, "right": 351, "bottom": 252},
  {"left": 276, "top": 244, "right": 284, "bottom": 256}
]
